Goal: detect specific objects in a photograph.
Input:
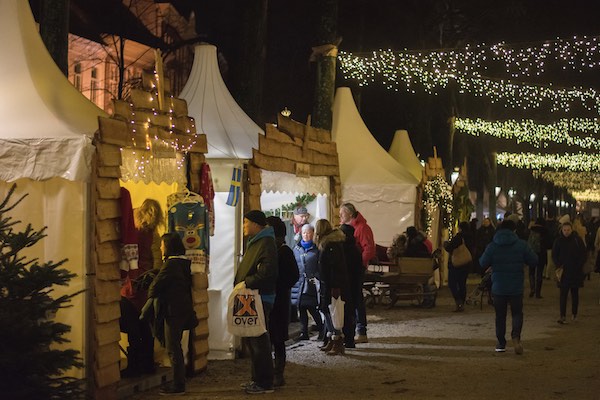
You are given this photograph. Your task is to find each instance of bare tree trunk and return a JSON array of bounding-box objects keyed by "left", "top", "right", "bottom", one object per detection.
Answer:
[
  {"left": 312, "top": 0, "right": 338, "bottom": 130},
  {"left": 237, "top": 0, "right": 268, "bottom": 124},
  {"left": 39, "top": 0, "right": 70, "bottom": 76}
]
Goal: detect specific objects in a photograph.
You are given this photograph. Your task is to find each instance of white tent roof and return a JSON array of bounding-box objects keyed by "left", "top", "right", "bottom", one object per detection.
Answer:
[
  {"left": 180, "top": 44, "right": 263, "bottom": 160},
  {"left": 0, "top": 0, "right": 106, "bottom": 181},
  {"left": 388, "top": 129, "right": 424, "bottom": 182},
  {"left": 332, "top": 87, "right": 418, "bottom": 203}
]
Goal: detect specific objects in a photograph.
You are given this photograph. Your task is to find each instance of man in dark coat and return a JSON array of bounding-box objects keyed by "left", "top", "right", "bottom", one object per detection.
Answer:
[
  {"left": 339, "top": 223, "right": 363, "bottom": 349},
  {"left": 479, "top": 220, "right": 538, "bottom": 355},
  {"left": 265, "top": 216, "right": 299, "bottom": 387},
  {"left": 235, "top": 210, "right": 278, "bottom": 394}
]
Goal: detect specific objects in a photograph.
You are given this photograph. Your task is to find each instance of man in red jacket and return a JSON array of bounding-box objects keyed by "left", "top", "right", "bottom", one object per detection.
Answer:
[{"left": 339, "top": 203, "right": 376, "bottom": 344}]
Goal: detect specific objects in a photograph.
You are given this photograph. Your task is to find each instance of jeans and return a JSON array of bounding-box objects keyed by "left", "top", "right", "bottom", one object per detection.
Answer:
[
  {"left": 493, "top": 294, "right": 523, "bottom": 347},
  {"left": 448, "top": 266, "right": 469, "bottom": 304},
  {"left": 559, "top": 287, "right": 579, "bottom": 318},
  {"left": 299, "top": 305, "right": 322, "bottom": 334},
  {"left": 242, "top": 302, "right": 274, "bottom": 389},
  {"left": 165, "top": 318, "right": 186, "bottom": 390},
  {"left": 355, "top": 268, "right": 367, "bottom": 335}
]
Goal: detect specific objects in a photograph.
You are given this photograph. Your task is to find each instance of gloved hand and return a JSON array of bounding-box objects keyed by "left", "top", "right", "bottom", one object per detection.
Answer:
[{"left": 234, "top": 281, "right": 246, "bottom": 291}]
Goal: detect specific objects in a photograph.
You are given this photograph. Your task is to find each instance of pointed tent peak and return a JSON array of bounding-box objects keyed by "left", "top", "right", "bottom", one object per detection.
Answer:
[
  {"left": 389, "top": 130, "right": 424, "bottom": 182},
  {"left": 0, "top": 0, "right": 106, "bottom": 139},
  {"left": 180, "top": 43, "right": 264, "bottom": 160},
  {"left": 332, "top": 87, "right": 419, "bottom": 189}
]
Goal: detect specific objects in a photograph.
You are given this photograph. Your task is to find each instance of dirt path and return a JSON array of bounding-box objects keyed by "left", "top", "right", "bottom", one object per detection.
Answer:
[{"left": 130, "top": 275, "right": 600, "bottom": 399}]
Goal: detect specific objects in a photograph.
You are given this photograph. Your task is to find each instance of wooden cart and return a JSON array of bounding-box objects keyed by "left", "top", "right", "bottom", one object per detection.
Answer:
[{"left": 364, "top": 257, "right": 437, "bottom": 308}]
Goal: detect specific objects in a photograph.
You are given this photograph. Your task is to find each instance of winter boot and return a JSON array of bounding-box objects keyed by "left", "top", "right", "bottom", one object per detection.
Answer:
[{"left": 326, "top": 336, "right": 345, "bottom": 356}]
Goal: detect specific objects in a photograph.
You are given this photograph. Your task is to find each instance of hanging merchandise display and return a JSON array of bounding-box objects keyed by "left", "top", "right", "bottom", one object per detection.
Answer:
[{"left": 167, "top": 190, "right": 210, "bottom": 273}]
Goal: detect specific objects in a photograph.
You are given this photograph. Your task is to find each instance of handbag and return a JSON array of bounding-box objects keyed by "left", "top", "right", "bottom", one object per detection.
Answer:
[
  {"left": 451, "top": 238, "right": 472, "bottom": 267},
  {"left": 227, "top": 287, "right": 267, "bottom": 337},
  {"left": 328, "top": 296, "right": 345, "bottom": 330}
]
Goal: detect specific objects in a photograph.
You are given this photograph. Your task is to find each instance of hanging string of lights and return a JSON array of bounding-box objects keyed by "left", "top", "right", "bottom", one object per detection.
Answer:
[
  {"left": 497, "top": 152, "right": 600, "bottom": 171},
  {"left": 338, "top": 35, "right": 600, "bottom": 112},
  {"left": 536, "top": 171, "right": 600, "bottom": 191},
  {"left": 455, "top": 117, "right": 600, "bottom": 149}
]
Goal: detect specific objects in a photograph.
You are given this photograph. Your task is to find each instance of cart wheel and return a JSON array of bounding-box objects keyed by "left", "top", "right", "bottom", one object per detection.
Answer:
[
  {"left": 380, "top": 288, "right": 393, "bottom": 307},
  {"left": 412, "top": 285, "right": 424, "bottom": 306},
  {"left": 363, "top": 289, "right": 376, "bottom": 308}
]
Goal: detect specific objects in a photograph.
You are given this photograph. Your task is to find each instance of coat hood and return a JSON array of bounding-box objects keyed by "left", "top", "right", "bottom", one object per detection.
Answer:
[
  {"left": 351, "top": 212, "right": 368, "bottom": 226},
  {"left": 248, "top": 226, "right": 275, "bottom": 245},
  {"left": 317, "top": 228, "right": 346, "bottom": 251},
  {"left": 493, "top": 228, "right": 519, "bottom": 246}
]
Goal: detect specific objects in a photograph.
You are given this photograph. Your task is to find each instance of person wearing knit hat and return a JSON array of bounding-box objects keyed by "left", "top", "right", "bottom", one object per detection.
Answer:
[
  {"left": 235, "top": 210, "right": 278, "bottom": 394},
  {"left": 244, "top": 210, "right": 267, "bottom": 227}
]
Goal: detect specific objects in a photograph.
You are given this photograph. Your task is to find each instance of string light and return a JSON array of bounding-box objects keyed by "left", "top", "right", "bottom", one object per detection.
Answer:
[
  {"left": 497, "top": 152, "right": 600, "bottom": 171},
  {"left": 423, "top": 175, "right": 454, "bottom": 238},
  {"left": 338, "top": 35, "right": 600, "bottom": 112},
  {"left": 455, "top": 118, "right": 600, "bottom": 149},
  {"left": 536, "top": 171, "right": 600, "bottom": 190}
]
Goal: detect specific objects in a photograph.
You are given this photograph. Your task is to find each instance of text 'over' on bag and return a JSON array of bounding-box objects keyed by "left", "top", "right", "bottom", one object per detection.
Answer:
[{"left": 227, "top": 287, "right": 267, "bottom": 337}]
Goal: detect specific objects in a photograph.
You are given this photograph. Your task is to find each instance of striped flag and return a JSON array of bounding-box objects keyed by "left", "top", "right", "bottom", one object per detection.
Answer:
[{"left": 226, "top": 167, "right": 242, "bottom": 206}]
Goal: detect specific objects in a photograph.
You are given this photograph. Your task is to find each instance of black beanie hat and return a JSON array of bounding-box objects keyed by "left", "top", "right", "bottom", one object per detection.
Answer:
[{"left": 244, "top": 210, "right": 267, "bottom": 226}]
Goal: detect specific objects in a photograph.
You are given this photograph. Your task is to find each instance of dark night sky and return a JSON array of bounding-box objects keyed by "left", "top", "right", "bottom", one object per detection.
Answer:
[{"left": 181, "top": 0, "right": 600, "bottom": 161}]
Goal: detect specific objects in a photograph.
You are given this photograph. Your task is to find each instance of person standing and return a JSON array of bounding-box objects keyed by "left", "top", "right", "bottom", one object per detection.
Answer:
[
  {"left": 339, "top": 223, "right": 363, "bottom": 349},
  {"left": 291, "top": 224, "right": 323, "bottom": 341},
  {"left": 144, "top": 233, "right": 195, "bottom": 395},
  {"left": 475, "top": 217, "right": 496, "bottom": 274},
  {"left": 339, "top": 203, "right": 375, "bottom": 344},
  {"left": 479, "top": 220, "right": 538, "bottom": 354},
  {"left": 265, "top": 216, "right": 299, "bottom": 387},
  {"left": 552, "top": 221, "right": 586, "bottom": 324},
  {"left": 285, "top": 206, "right": 311, "bottom": 322},
  {"left": 315, "top": 219, "right": 349, "bottom": 356},
  {"left": 527, "top": 217, "right": 548, "bottom": 298},
  {"left": 444, "top": 221, "right": 474, "bottom": 312},
  {"left": 235, "top": 210, "right": 278, "bottom": 394}
]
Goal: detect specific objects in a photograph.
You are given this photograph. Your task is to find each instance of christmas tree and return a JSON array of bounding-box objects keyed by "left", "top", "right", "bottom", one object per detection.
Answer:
[{"left": 0, "top": 184, "right": 84, "bottom": 399}]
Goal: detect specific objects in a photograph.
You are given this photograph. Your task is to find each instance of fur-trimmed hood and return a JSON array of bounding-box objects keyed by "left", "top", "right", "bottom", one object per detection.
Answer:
[{"left": 317, "top": 228, "right": 346, "bottom": 251}]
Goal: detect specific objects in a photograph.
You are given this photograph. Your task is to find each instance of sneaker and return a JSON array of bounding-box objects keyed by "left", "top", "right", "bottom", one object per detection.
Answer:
[
  {"left": 355, "top": 334, "right": 368, "bottom": 344},
  {"left": 245, "top": 383, "right": 274, "bottom": 394},
  {"left": 159, "top": 386, "right": 186, "bottom": 396},
  {"left": 512, "top": 338, "right": 523, "bottom": 355},
  {"left": 296, "top": 333, "right": 309, "bottom": 341},
  {"left": 495, "top": 343, "right": 506, "bottom": 352},
  {"left": 571, "top": 314, "right": 577, "bottom": 322},
  {"left": 557, "top": 317, "right": 567, "bottom": 324},
  {"left": 240, "top": 381, "right": 255, "bottom": 390}
]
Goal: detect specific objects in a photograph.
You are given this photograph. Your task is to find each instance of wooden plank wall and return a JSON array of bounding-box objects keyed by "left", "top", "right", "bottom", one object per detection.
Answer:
[
  {"left": 246, "top": 114, "right": 342, "bottom": 225},
  {"left": 90, "top": 71, "right": 209, "bottom": 399}
]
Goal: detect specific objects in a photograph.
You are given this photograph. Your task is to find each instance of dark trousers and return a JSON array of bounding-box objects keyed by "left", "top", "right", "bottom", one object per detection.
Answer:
[
  {"left": 493, "top": 294, "right": 523, "bottom": 347},
  {"left": 272, "top": 340, "right": 285, "bottom": 379},
  {"left": 165, "top": 318, "right": 185, "bottom": 390},
  {"left": 354, "top": 268, "right": 367, "bottom": 335},
  {"left": 448, "top": 266, "right": 469, "bottom": 304},
  {"left": 299, "top": 305, "right": 322, "bottom": 334},
  {"left": 559, "top": 287, "right": 580, "bottom": 318},
  {"left": 343, "top": 297, "right": 356, "bottom": 345},
  {"left": 529, "top": 252, "right": 546, "bottom": 296},
  {"left": 242, "top": 302, "right": 274, "bottom": 389},
  {"left": 120, "top": 298, "right": 154, "bottom": 373}
]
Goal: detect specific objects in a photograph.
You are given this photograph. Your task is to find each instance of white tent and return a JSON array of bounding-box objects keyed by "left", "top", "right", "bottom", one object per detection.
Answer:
[
  {"left": 388, "top": 129, "right": 424, "bottom": 183},
  {"left": 0, "top": 0, "right": 106, "bottom": 378},
  {"left": 332, "top": 87, "right": 419, "bottom": 246},
  {"left": 180, "top": 43, "right": 264, "bottom": 359}
]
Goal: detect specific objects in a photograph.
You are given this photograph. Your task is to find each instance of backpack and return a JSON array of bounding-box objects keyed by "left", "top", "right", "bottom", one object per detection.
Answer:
[{"left": 527, "top": 231, "right": 541, "bottom": 254}]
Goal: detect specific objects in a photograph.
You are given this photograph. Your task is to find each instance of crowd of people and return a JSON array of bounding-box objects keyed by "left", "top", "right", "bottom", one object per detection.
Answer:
[{"left": 120, "top": 197, "right": 599, "bottom": 395}]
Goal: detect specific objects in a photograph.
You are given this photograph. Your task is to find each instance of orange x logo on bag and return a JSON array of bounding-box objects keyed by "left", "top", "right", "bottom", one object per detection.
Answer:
[{"left": 235, "top": 295, "right": 258, "bottom": 316}]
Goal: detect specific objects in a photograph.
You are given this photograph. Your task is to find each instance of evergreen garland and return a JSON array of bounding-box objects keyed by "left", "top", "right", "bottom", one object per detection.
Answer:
[
  {"left": 265, "top": 193, "right": 317, "bottom": 217},
  {"left": 0, "top": 184, "right": 84, "bottom": 399},
  {"left": 423, "top": 175, "right": 454, "bottom": 238}
]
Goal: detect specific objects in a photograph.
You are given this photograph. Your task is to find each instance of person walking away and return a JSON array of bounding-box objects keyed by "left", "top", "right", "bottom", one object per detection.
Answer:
[
  {"left": 543, "top": 213, "right": 560, "bottom": 280},
  {"left": 552, "top": 221, "right": 586, "bottom": 324},
  {"left": 339, "top": 223, "right": 363, "bottom": 349},
  {"left": 444, "top": 221, "right": 474, "bottom": 312},
  {"left": 475, "top": 217, "right": 496, "bottom": 275},
  {"left": 479, "top": 220, "right": 538, "bottom": 354},
  {"left": 265, "top": 216, "right": 299, "bottom": 387},
  {"left": 291, "top": 224, "right": 323, "bottom": 341},
  {"left": 527, "top": 217, "right": 548, "bottom": 298},
  {"left": 142, "top": 233, "right": 195, "bottom": 395},
  {"left": 315, "top": 219, "right": 349, "bottom": 356},
  {"left": 235, "top": 210, "right": 278, "bottom": 394},
  {"left": 339, "top": 203, "right": 375, "bottom": 344}
]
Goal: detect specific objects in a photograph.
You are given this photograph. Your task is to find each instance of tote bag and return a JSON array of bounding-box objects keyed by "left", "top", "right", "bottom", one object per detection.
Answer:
[
  {"left": 451, "top": 238, "right": 472, "bottom": 267},
  {"left": 227, "top": 287, "right": 267, "bottom": 337},
  {"left": 328, "top": 296, "right": 345, "bottom": 330}
]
